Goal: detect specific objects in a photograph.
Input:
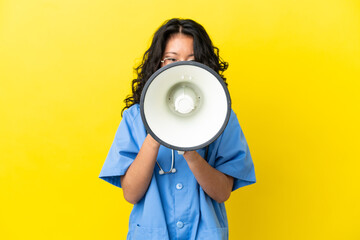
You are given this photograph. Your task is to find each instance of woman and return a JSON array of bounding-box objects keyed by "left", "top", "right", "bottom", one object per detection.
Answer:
[{"left": 99, "top": 18, "right": 256, "bottom": 240}]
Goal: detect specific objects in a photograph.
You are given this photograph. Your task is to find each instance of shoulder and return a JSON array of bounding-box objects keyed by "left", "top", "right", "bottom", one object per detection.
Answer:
[
  {"left": 122, "top": 104, "right": 141, "bottom": 123},
  {"left": 211, "top": 108, "right": 244, "bottom": 148},
  {"left": 226, "top": 109, "right": 242, "bottom": 132}
]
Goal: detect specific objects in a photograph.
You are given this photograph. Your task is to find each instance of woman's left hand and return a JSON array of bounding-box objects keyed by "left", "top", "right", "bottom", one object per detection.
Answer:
[{"left": 183, "top": 151, "right": 234, "bottom": 203}]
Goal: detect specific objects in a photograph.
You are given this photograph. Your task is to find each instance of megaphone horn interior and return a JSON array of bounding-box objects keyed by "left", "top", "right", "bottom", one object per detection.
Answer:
[{"left": 140, "top": 61, "right": 231, "bottom": 151}]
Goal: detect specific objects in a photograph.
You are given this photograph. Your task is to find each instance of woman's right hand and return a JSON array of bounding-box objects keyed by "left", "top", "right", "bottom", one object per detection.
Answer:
[
  {"left": 146, "top": 133, "right": 161, "bottom": 150},
  {"left": 120, "top": 134, "right": 160, "bottom": 204}
]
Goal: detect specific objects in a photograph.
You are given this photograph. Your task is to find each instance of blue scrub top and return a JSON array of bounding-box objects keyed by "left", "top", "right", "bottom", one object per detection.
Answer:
[{"left": 99, "top": 104, "right": 255, "bottom": 240}]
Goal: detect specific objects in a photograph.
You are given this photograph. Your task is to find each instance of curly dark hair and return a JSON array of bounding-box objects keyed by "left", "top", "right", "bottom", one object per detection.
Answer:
[{"left": 122, "top": 18, "right": 229, "bottom": 115}]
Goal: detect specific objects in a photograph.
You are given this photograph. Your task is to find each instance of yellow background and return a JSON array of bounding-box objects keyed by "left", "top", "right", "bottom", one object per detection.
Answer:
[{"left": 1, "top": 0, "right": 359, "bottom": 239}]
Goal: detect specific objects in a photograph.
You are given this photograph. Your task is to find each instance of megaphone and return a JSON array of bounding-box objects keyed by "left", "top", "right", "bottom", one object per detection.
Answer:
[{"left": 140, "top": 61, "right": 231, "bottom": 152}]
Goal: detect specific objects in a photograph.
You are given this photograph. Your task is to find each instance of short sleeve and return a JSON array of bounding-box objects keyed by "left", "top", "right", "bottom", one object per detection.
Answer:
[
  {"left": 99, "top": 106, "right": 143, "bottom": 188},
  {"left": 214, "top": 110, "right": 256, "bottom": 191}
]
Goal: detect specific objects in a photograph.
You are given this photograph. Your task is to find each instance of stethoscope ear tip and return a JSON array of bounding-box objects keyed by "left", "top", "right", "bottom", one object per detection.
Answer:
[{"left": 157, "top": 149, "right": 177, "bottom": 175}]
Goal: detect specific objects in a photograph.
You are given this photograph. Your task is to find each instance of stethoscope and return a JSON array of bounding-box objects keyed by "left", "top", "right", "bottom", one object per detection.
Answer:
[
  {"left": 156, "top": 146, "right": 209, "bottom": 175},
  {"left": 156, "top": 149, "right": 177, "bottom": 175}
]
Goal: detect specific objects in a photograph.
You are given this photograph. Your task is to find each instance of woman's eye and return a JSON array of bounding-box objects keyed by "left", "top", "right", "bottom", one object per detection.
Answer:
[{"left": 168, "top": 58, "right": 177, "bottom": 62}]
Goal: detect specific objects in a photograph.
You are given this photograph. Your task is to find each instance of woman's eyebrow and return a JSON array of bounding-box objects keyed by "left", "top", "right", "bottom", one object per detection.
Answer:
[
  {"left": 164, "top": 52, "right": 178, "bottom": 55},
  {"left": 164, "top": 52, "right": 194, "bottom": 57}
]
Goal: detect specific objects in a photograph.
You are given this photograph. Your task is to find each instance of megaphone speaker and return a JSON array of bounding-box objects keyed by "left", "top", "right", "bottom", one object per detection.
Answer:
[{"left": 140, "top": 61, "right": 231, "bottom": 151}]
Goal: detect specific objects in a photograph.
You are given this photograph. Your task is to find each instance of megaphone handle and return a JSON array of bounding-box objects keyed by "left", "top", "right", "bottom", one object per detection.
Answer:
[{"left": 177, "top": 151, "right": 185, "bottom": 155}]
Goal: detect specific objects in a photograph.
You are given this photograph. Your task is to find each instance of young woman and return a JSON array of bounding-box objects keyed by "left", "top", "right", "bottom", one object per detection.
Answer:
[{"left": 99, "top": 18, "right": 256, "bottom": 240}]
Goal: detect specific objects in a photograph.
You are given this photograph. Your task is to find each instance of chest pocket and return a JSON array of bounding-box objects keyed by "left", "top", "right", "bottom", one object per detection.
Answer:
[
  {"left": 133, "top": 225, "right": 169, "bottom": 240},
  {"left": 197, "top": 227, "right": 228, "bottom": 240}
]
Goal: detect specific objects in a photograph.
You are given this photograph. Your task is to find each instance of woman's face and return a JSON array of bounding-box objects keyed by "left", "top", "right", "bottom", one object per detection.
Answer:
[{"left": 161, "top": 33, "right": 195, "bottom": 67}]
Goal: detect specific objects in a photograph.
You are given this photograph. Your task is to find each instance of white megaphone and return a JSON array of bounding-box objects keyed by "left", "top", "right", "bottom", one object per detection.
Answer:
[{"left": 140, "top": 61, "right": 231, "bottom": 153}]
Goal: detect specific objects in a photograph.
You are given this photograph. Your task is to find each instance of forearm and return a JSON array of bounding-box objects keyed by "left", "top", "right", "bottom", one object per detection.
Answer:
[
  {"left": 183, "top": 151, "right": 233, "bottom": 203},
  {"left": 120, "top": 134, "right": 160, "bottom": 204}
]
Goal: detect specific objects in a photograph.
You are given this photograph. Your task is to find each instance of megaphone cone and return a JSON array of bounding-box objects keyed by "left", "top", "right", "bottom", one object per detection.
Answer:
[{"left": 140, "top": 61, "right": 231, "bottom": 151}]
